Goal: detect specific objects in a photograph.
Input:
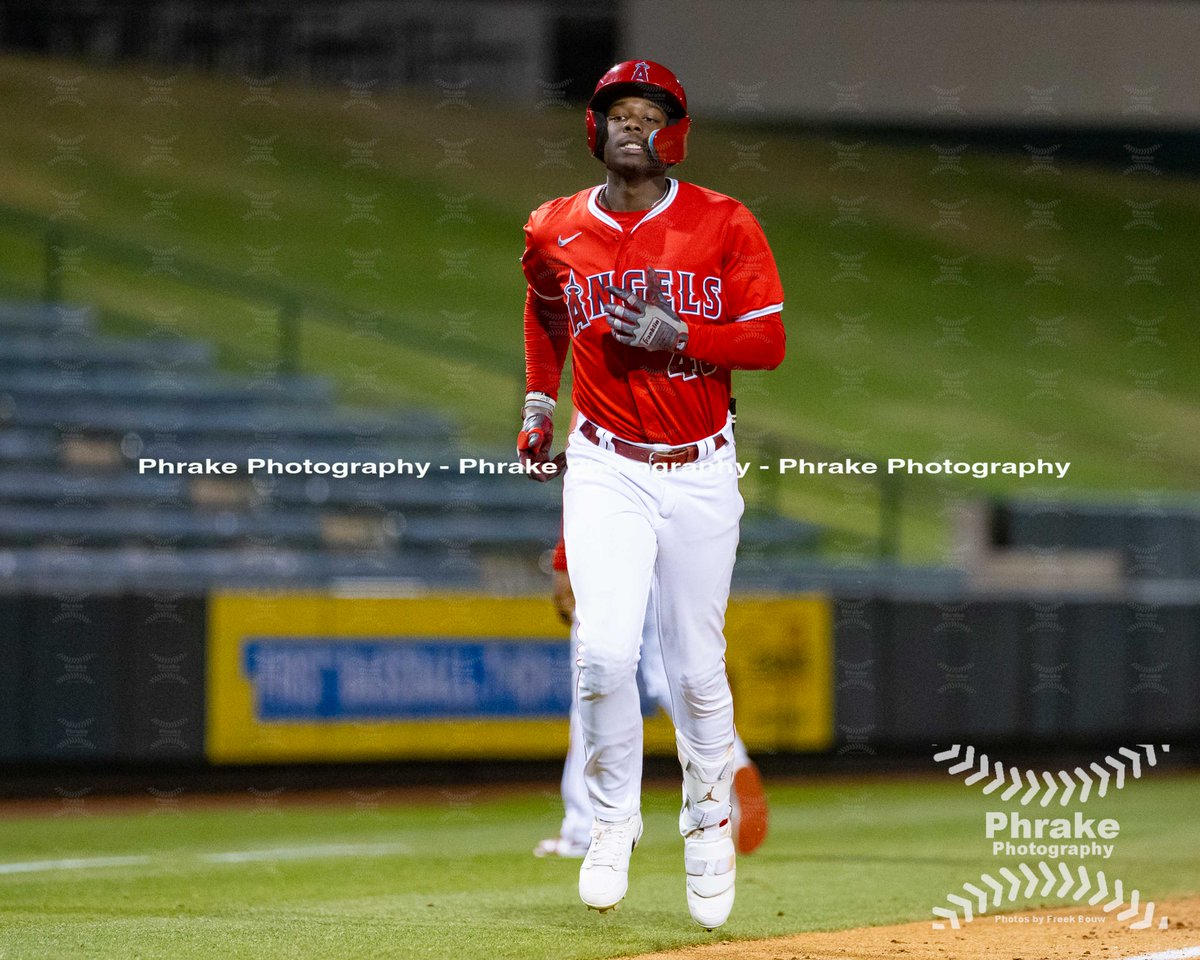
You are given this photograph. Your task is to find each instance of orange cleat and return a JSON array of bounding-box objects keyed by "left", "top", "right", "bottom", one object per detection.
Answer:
[{"left": 731, "top": 761, "right": 769, "bottom": 854}]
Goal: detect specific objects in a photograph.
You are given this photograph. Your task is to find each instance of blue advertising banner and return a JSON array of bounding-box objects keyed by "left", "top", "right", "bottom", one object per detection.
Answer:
[{"left": 243, "top": 638, "right": 573, "bottom": 721}]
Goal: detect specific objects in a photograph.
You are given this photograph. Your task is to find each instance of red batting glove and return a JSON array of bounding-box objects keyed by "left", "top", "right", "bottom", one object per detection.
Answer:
[{"left": 517, "top": 394, "right": 561, "bottom": 483}]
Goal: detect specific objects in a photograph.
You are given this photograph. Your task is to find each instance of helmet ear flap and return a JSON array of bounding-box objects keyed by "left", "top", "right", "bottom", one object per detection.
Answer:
[
  {"left": 647, "top": 116, "right": 689, "bottom": 165},
  {"left": 586, "top": 109, "right": 607, "bottom": 158}
]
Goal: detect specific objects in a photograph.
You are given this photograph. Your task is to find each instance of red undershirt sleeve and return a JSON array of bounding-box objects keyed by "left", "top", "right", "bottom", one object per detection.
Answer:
[
  {"left": 521, "top": 214, "right": 570, "bottom": 397},
  {"left": 681, "top": 315, "right": 785, "bottom": 370},
  {"left": 523, "top": 288, "right": 570, "bottom": 397}
]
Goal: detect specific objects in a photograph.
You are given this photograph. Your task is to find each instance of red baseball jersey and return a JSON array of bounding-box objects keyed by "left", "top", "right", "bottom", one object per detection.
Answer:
[{"left": 522, "top": 178, "right": 785, "bottom": 445}]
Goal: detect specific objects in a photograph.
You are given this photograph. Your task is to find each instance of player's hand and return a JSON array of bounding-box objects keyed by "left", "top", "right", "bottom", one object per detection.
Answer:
[
  {"left": 516, "top": 393, "right": 563, "bottom": 483},
  {"left": 603, "top": 270, "right": 688, "bottom": 353},
  {"left": 551, "top": 569, "right": 575, "bottom": 625}
]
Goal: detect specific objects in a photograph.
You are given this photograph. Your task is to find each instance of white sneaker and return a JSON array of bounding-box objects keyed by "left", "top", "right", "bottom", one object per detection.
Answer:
[
  {"left": 684, "top": 824, "right": 736, "bottom": 930},
  {"left": 578, "top": 814, "right": 643, "bottom": 912},
  {"left": 533, "top": 835, "right": 589, "bottom": 859},
  {"left": 678, "top": 735, "right": 736, "bottom": 930}
]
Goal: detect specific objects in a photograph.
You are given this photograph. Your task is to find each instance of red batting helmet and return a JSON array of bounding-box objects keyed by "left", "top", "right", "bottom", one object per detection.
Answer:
[{"left": 586, "top": 59, "right": 690, "bottom": 165}]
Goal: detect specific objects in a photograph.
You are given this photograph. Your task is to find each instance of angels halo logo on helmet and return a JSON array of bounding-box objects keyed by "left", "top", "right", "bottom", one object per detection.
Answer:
[{"left": 585, "top": 59, "right": 691, "bottom": 165}]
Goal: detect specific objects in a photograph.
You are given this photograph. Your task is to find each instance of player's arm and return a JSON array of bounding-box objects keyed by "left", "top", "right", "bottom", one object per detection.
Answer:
[
  {"left": 602, "top": 206, "right": 785, "bottom": 371},
  {"left": 518, "top": 220, "right": 571, "bottom": 481},
  {"left": 524, "top": 286, "right": 570, "bottom": 396}
]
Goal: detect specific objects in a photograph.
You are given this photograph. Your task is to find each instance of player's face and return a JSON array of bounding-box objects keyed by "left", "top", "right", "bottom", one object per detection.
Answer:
[{"left": 603, "top": 96, "right": 669, "bottom": 174}]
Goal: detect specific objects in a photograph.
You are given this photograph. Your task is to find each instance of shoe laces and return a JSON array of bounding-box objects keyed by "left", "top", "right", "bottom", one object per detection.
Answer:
[{"left": 587, "top": 817, "right": 639, "bottom": 868}]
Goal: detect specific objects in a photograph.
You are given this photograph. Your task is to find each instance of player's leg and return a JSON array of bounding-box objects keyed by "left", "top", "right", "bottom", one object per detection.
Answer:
[
  {"left": 559, "top": 625, "right": 595, "bottom": 849},
  {"left": 637, "top": 578, "right": 673, "bottom": 718},
  {"left": 652, "top": 457, "right": 741, "bottom": 769},
  {"left": 564, "top": 452, "right": 655, "bottom": 823},
  {"left": 651, "top": 445, "right": 743, "bottom": 929},
  {"left": 535, "top": 620, "right": 592, "bottom": 858},
  {"left": 545, "top": 578, "right": 672, "bottom": 860},
  {"left": 643, "top": 573, "right": 768, "bottom": 856},
  {"left": 563, "top": 433, "right": 657, "bottom": 910}
]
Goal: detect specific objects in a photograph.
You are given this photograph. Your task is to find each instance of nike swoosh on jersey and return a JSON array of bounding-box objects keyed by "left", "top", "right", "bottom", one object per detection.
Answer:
[{"left": 557, "top": 232, "right": 582, "bottom": 247}]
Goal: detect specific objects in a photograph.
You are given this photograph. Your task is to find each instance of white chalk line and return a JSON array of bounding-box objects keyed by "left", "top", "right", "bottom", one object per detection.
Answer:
[
  {"left": 0, "top": 840, "right": 410, "bottom": 876},
  {"left": 1118, "top": 948, "right": 1200, "bottom": 960},
  {"left": 200, "top": 841, "right": 411, "bottom": 864},
  {"left": 0, "top": 855, "right": 150, "bottom": 875}
]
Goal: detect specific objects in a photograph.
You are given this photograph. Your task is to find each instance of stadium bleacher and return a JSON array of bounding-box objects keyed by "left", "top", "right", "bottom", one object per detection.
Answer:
[
  {"left": 0, "top": 301, "right": 822, "bottom": 592},
  {"left": 992, "top": 499, "right": 1200, "bottom": 580}
]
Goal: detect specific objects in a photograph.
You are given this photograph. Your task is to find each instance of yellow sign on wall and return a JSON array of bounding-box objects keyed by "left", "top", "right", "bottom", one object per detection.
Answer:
[{"left": 207, "top": 592, "right": 832, "bottom": 763}]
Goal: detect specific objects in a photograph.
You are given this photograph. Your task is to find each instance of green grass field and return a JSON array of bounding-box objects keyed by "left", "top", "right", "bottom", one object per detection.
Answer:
[
  {"left": 0, "top": 774, "right": 1196, "bottom": 959},
  {"left": 1, "top": 54, "right": 1199, "bottom": 559}
]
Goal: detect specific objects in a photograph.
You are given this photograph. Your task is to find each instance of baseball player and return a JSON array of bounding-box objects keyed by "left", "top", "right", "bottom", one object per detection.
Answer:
[
  {"left": 534, "top": 538, "right": 769, "bottom": 860},
  {"left": 517, "top": 59, "right": 785, "bottom": 929}
]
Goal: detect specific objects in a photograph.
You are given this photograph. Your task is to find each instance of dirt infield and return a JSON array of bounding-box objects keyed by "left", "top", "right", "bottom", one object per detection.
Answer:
[{"left": 635, "top": 897, "right": 1200, "bottom": 960}]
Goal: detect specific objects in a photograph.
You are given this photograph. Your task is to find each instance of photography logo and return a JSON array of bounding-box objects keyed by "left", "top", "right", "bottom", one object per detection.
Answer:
[{"left": 929, "top": 743, "right": 1169, "bottom": 930}]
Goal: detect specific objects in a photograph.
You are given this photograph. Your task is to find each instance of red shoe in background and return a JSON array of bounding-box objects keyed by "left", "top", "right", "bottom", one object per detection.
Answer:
[{"left": 731, "top": 760, "right": 769, "bottom": 854}]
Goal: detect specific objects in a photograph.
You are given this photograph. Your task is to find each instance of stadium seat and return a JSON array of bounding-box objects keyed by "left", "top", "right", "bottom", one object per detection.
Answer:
[
  {"left": 0, "top": 301, "right": 95, "bottom": 335},
  {"left": 0, "top": 368, "right": 333, "bottom": 407},
  {"left": 1, "top": 397, "right": 451, "bottom": 440},
  {"left": 0, "top": 545, "right": 481, "bottom": 592},
  {"left": 0, "top": 333, "right": 213, "bottom": 371},
  {"left": 0, "top": 428, "right": 59, "bottom": 466}
]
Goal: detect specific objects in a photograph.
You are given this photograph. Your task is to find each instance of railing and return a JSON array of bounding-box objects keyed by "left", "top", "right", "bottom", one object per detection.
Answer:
[
  {"left": 740, "top": 430, "right": 911, "bottom": 560},
  {"left": 7, "top": 204, "right": 303, "bottom": 373},
  {"left": 0, "top": 201, "right": 516, "bottom": 376}
]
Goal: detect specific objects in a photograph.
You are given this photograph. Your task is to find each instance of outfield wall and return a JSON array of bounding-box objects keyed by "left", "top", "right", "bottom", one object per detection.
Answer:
[
  {"left": 0, "top": 589, "right": 1196, "bottom": 766},
  {"left": 0, "top": 594, "right": 207, "bottom": 762},
  {"left": 835, "top": 596, "right": 1200, "bottom": 750}
]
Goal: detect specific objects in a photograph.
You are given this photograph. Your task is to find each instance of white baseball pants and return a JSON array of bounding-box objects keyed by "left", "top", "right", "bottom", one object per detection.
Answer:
[
  {"left": 557, "top": 593, "right": 752, "bottom": 846},
  {"left": 563, "top": 417, "right": 742, "bottom": 826}
]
